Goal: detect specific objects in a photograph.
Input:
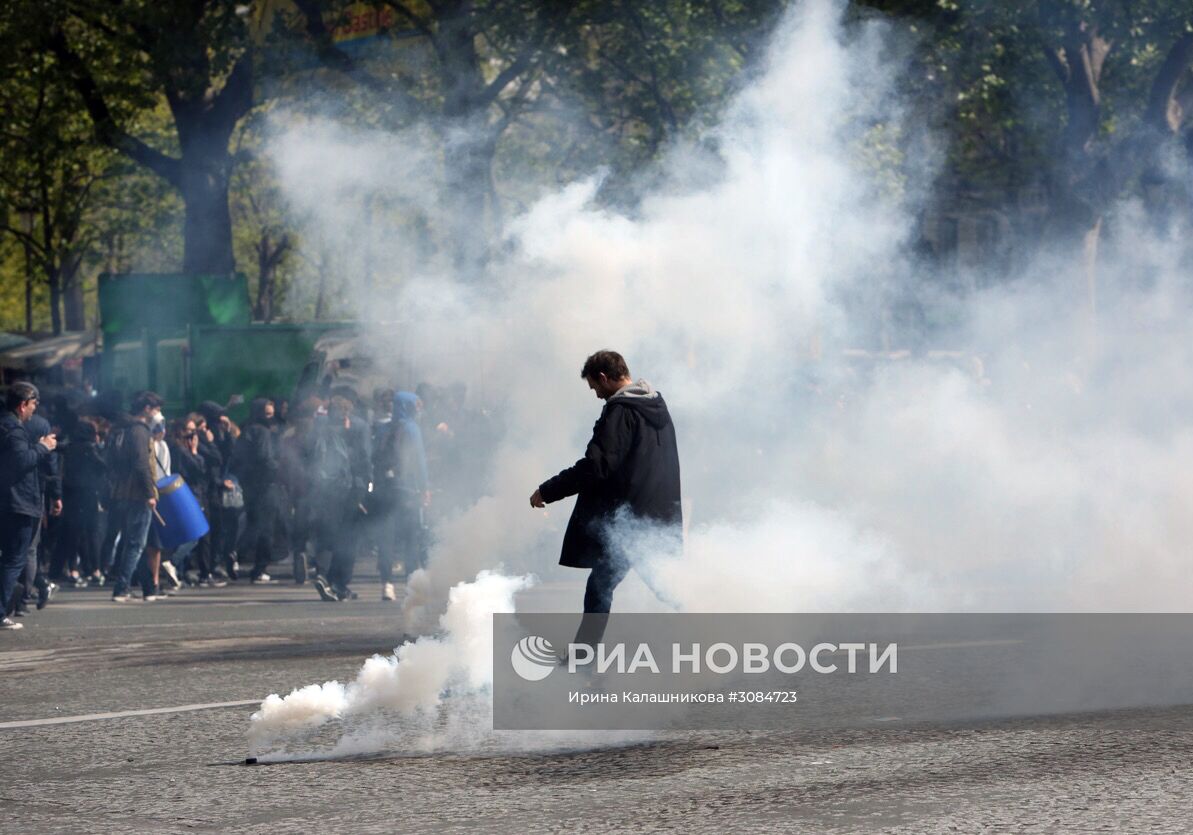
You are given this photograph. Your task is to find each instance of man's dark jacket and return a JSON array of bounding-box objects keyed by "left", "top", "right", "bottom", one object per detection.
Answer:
[
  {"left": 108, "top": 414, "right": 157, "bottom": 502},
  {"left": 538, "top": 381, "right": 682, "bottom": 569},
  {"left": 26, "top": 414, "right": 61, "bottom": 507},
  {"left": 0, "top": 411, "right": 51, "bottom": 518},
  {"left": 229, "top": 399, "right": 280, "bottom": 497}
]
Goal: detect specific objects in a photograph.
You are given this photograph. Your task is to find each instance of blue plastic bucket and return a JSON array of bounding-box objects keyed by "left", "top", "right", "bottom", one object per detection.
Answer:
[{"left": 153, "top": 474, "right": 210, "bottom": 549}]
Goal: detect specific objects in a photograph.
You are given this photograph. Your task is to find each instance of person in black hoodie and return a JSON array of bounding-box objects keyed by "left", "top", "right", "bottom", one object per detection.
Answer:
[
  {"left": 195, "top": 402, "right": 238, "bottom": 581},
  {"left": 168, "top": 417, "right": 211, "bottom": 584},
  {"left": 229, "top": 398, "right": 283, "bottom": 583},
  {"left": 531, "top": 351, "right": 683, "bottom": 649},
  {"left": 61, "top": 418, "right": 107, "bottom": 585}
]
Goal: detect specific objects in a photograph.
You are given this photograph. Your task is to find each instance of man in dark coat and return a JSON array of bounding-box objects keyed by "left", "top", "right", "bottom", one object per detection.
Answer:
[
  {"left": 107, "top": 391, "right": 161, "bottom": 601},
  {"left": 531, "top": 350, "right": 682, "bottom": 648},
  {"left": 228, "top": 398, "right": 283, "bottom": 583},
  {"left": 0, "top": 382, "right": 57, "bottom": 628}
]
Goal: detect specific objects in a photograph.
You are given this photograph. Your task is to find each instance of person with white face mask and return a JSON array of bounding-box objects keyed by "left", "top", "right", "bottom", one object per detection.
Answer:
[{"left": 106, "top": 391, "right": 162, "bottom": 602}]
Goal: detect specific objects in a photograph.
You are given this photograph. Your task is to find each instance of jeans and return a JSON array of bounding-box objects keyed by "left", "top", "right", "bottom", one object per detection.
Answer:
[
  {"left": 1, "top": 512, "right": 39, "bottom": 616},
  {"left": 109, "top": 500, "right": 153, "bottom": 596},
  {"left": 376, "top": 493, "right": 426, "bottom": 583},
  {"left": 573, "top": 554, "right": 632, "bottom": 651}
]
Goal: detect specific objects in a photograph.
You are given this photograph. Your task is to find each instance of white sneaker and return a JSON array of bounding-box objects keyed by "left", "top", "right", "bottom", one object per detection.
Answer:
[
  {"left": 0, "top": 617, "right": 23, "bottom": 630},
  {"left": 161, "top": 561, "right": 181, "bottom": 588},
  {"left": 251, "top": 573, "right": 277, "bottom": 584},
  {"left": 382, "top": 583, "right": 396, "bottom": 601}
]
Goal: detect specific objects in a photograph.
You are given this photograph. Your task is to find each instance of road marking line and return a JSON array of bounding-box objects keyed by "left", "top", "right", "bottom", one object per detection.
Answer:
[{"left": 0, "top": 699, "right": 261, "bottom": 729}]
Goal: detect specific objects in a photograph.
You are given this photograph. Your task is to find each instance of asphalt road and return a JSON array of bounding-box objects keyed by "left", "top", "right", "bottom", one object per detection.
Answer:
[{"left": 1, "top": 574, "right": 1190, "bottom": 834}]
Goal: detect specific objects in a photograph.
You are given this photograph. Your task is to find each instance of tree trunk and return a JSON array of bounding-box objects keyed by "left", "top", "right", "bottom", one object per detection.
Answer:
[
  {"left": 254, "top": 231, "right": 289, "bottom": 323},
  {"left": 47, "top": 269, "right": 62, "bottom": 335},
  {"left": 23, "top": 244, "right": 34, "bottom": 334},
  {"left": 63, "top": 271, "right": 86, "bottom": 331},
  {"left": 441, "top": 123, "right": 495, "bottom": 278},
  {"left": 179, "top": 147, "right": 236, "bottom": 275}
]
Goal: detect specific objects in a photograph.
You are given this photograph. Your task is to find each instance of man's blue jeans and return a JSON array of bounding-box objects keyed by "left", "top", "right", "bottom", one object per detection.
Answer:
[
  {"left": 0, "top": 512, "right": 39, "bottom": 615},
  {"left": 109, "top": 500, "right": 153, "bottom": 596}
]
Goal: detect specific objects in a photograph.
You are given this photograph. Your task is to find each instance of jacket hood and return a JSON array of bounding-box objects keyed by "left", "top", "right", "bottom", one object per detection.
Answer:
[
  {"left": 608, "top": 379, "right": 672, "bottom": 429},
  {"left": 393, "top": 391, "right": 420, "bottom": 422},
  {"left": 248, "top": 397, "right": 272, "bottom": 425},
  {"left": 197, "top": 401, "right": 225, "bottom": 422},
  {"left": 26, "top": 414, "right": 51, "bottom": 441},
  {"left": 116, "top": 412, "right": 147, "bottom": 430}
]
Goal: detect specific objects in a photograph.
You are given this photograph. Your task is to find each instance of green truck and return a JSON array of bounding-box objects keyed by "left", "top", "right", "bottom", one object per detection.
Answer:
[{"left": 98, "top": 273, "right": 352, "bottom": 421}]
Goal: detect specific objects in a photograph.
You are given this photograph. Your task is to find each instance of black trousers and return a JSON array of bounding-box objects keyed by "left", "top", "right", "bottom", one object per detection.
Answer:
[
  {"left": 573, "top": 556, "right": 631, "bottom": 650},
  {"left": 240, "top": 485, "right": 285, "bottom": 577},
  {"left": 312, "top": 487, "right": 359, "bottom": 594},
  {"left": 57, "top": 501, "right": 104, "bottom": 577}
]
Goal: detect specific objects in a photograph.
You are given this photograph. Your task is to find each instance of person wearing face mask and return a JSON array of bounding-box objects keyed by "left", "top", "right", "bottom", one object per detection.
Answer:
[
  {"left": 140, "top": 415, "right": 174, "bottom": 598},
  {"left": 372, "top": 391, "right": 430, "bottom": 602},
  {"left": 228, "top": 398, "right": 283, "bottom": 583},
  {"left": 105, "top": 390, "right": 161, "bottom": 602}
]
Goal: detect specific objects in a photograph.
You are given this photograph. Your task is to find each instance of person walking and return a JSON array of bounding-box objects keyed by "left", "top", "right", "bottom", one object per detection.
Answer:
[
  {"left": 106, "top": 391, "right": 161, "bottom": 602},
  {"left": 229, "top": 398, "right": 283, "bottom": 584},
  {"left": 0, "top": 383, "right": 57, "bottom": 629},
  {"left": 530, "top": 351, "right": 682, "bottom": 650},
  {"left": 309, "top": 396, "right": 372, "bottom": 602},
  {"left": 373, "top": 391, "right": 430, "bottom": 602},
  {"left": 61, "top": 418, "right": 107, "bottom": 586}
]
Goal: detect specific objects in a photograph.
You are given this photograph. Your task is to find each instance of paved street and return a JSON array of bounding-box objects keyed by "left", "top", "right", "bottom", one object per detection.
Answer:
[{"left": 1, "top": 575, "right": 1191, "bottom": 834}]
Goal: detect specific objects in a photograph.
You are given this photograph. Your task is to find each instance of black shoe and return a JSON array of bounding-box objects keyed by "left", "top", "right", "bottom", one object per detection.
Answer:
[
  {"left": 334, "top": 587, "right": 359, "bottom": 601},
  {"left": 37, "top": 582, "right": 57, "bottom": 610},
  {"left": 313, "top": 576, "right": 338, "bottom": 602}
]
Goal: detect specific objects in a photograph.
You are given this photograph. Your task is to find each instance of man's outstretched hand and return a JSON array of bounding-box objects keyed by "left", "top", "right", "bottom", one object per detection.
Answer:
[{"left": 529, "top": 488, "right": 545, "bottom": 508}]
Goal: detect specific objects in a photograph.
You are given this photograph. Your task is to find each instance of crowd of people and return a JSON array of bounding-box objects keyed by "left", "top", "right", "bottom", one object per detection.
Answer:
[{"left": 0, "top": 378, "right": 489, "bottom": 631}]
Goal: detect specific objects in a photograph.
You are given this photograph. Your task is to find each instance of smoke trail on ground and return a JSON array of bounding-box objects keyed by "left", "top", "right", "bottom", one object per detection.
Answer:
[{"left": 248, "top": 571, "right": 531, "bottom": 755}]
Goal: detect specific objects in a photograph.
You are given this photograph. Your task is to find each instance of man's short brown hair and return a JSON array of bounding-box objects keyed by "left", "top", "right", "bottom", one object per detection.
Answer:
[{"left": 580, "top": 350, "right": 630, "bottom": 381}]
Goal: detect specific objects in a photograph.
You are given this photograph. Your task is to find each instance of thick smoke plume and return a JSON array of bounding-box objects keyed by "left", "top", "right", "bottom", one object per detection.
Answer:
[
  {"left": 249, "top": 0, "right": 1193, "bottom": 755},
  {"left": 248, "top": 571, "right": 530, "bottom": 755}
]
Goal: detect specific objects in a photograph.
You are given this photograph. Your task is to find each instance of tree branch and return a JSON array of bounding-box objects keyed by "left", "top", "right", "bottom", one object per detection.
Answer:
[
  {"left": 209, "top": 53, "right": 255, "bottom": 131},
  {"left": 46, "top": 27, "right": 183, "bottom": 187},
  {"left": 1145, "top": 31, "right": 1193, "bottom": 134}
]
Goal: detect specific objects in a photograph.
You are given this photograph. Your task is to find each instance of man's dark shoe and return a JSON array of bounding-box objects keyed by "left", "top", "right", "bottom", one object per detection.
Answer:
[
  {"left": 313, "top": 577, "right": 338, "bottom": 602},
  {"left": 334, "top": 587, "right": 359, "bottom": 601},
  {"left": 37, "top": 581, "right": 58, "bottom": 610}
]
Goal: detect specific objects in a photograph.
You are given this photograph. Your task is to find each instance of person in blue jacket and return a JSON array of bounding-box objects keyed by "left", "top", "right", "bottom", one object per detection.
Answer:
[{"left": 372, "top": 391, "right": 430, "bottom": 602}]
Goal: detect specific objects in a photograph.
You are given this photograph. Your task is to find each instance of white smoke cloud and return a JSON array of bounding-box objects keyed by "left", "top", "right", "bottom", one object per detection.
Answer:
[
  {"left": 265, "top": 0, "right": 1193, "bottom": 616},
  {"left": 248, "top": 0, "right": 1193, "bottom": 756},
  {"left": 248, "top": 570, "right": 532, "bottom": 755}
]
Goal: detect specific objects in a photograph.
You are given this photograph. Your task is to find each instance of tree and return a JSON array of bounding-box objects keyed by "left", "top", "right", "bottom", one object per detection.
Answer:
[
  {"left": 0, "top": 34, "right": 115, "bottom": 333},
  {"left": 287, "top": 0, "right": 589, "bottom": 276},
  {"left": 35, "top": 0, "right": 255, "bottom": 275}
]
